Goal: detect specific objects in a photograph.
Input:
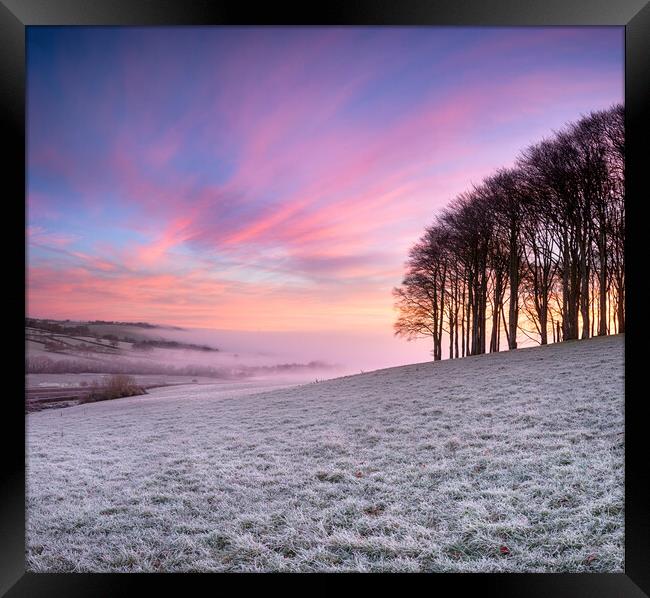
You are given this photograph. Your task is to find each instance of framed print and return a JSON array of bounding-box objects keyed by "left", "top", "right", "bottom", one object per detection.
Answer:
[{"left": 2, "top": 0, "right": 649, "bottom": 595}]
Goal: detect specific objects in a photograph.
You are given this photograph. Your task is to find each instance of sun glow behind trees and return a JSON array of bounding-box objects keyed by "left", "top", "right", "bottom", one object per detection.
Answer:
[{"left": 394, "top": 105, "right": 624, "bottom": 360}]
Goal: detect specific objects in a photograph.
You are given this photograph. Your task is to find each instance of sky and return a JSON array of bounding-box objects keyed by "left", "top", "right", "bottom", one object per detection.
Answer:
[{"left": 26, "top": 26, "right": 623, "bottom": 365}]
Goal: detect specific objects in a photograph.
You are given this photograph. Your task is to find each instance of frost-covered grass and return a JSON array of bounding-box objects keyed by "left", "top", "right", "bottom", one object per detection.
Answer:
[{"left": 26, "top": 335, "right": 624, "bottom": 572}]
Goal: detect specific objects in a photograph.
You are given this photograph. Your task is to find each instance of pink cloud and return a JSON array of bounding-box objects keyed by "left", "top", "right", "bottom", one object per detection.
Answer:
[{"left": 27, "top": 28, "right": 622, "bottom": 336}]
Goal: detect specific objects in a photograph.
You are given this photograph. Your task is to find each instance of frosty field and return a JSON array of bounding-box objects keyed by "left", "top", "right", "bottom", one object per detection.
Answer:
[{"left": 26, "top": 335, "right": 624, "bottom": 572}]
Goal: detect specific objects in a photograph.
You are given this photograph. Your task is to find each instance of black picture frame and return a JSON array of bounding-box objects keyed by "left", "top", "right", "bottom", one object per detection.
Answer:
[{"left": 3, "top": 0, "right": 648, "bottom": 595}]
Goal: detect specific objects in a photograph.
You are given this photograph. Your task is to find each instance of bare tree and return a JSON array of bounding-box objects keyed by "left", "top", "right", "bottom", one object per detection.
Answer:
[{"left": 394, "top": 104, "right": 624, "bottom": 360}]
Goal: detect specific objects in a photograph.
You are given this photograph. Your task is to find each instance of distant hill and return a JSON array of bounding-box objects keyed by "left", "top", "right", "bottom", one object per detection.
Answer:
[
  {"left": 26, "top": 317, "right": 184, "bottom": 332},
  {"left": 26, "top": 317, "right": 220, "bottom": 361},
  {"left": 131, "top": 339, "right": 218, "bottom": 352},
  {"left": 85, "top": 320, "right": 184, "bottom": 330},
  {"left": 25, "top": 317, "right": 332, "bottom": 378},
  {"left": 26, "top": 318, "right": 200, "bottom": 347}
]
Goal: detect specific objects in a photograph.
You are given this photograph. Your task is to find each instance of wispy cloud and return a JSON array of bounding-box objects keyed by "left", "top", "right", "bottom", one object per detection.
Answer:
[{"left": 27, "top": 26, "right": 623, "bottom": 334}]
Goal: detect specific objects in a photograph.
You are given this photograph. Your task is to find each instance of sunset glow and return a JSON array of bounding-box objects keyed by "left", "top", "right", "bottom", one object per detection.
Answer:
[{"left": 27, "top": 27, "right": 623, "bottom": 336}]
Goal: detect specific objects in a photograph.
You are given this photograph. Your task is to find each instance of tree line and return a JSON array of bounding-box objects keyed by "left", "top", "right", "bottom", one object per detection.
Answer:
[{"left": 394, "top": 104, "right": 624, "bottom": 360}]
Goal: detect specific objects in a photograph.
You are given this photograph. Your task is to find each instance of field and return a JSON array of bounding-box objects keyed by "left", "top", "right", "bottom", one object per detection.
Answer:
[{"left": 26, "top": 335, "right": 624, "bottom": 572}]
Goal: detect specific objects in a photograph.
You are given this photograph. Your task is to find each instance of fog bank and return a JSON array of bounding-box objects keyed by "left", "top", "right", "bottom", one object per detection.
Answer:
[{"left": 136, "top": 327, "right": 434, "bottom": 376}]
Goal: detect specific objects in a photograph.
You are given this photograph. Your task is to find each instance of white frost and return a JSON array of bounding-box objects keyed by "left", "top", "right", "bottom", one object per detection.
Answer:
[{"left": 26, "top": 334, "right": 624, "bottom": 572}]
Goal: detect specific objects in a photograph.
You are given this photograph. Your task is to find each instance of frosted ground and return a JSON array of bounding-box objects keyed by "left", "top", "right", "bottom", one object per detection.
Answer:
[{"left": 26, "top": 335, "right": 624, "bottom": 572}]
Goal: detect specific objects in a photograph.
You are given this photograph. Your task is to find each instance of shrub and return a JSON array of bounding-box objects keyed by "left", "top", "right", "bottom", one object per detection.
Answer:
[
  {"left": 44, "top": 341, "right": 66, "bottom": 352},
  {"left": 81, "top": 374, "right": 146, "bottom": 404}
]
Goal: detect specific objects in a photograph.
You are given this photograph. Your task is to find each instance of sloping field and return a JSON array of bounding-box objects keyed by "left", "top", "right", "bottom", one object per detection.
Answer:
[{"left": 26, "top": 335, "right": 624, "bottom": 572}]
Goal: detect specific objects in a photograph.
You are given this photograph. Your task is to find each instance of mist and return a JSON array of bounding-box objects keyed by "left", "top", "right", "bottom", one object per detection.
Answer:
[{"left": 133, "top": 326, "right": 435, "bottom": 377}]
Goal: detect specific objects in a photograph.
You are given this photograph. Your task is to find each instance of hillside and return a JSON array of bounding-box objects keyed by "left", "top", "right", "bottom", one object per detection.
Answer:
[
  {"left": 25, "top": 318, "right": 331, "bottom": 383},
  {"left": 26, "top": 318, "right": 217, "bottom": 357},
  {"left": 26, "top": 334, "right": 624, "bottom": 572}
]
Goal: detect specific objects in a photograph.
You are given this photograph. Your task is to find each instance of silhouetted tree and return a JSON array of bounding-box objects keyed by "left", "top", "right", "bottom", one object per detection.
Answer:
[{"left": 394, "top": 104, "right": 624, "bottom": 359}]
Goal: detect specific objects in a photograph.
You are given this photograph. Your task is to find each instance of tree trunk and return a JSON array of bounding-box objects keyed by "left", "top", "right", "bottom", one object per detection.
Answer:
[
  {"left": 490, "top": 272, "right": 502, "bottom": 353},
  {"left": 617, "top": 280, "right": 625, "bottom": 333},
  {"left": 580, "top": 246, "right": 590, "bottom": 339},
  {"left": 598, "top": 229, "right": 608, "bottom": 336},
  {"left": 540, "top": 294, "right": 548, "bottom": 345},
  {"left": 479, "top": 266, "right": 488, "bottom": 355},
  {"left": 562, "top": 236, "right": 570, "bottom": 340},
  {"left": 508, "top": 228, "right": 519, "bottom": 350}
]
